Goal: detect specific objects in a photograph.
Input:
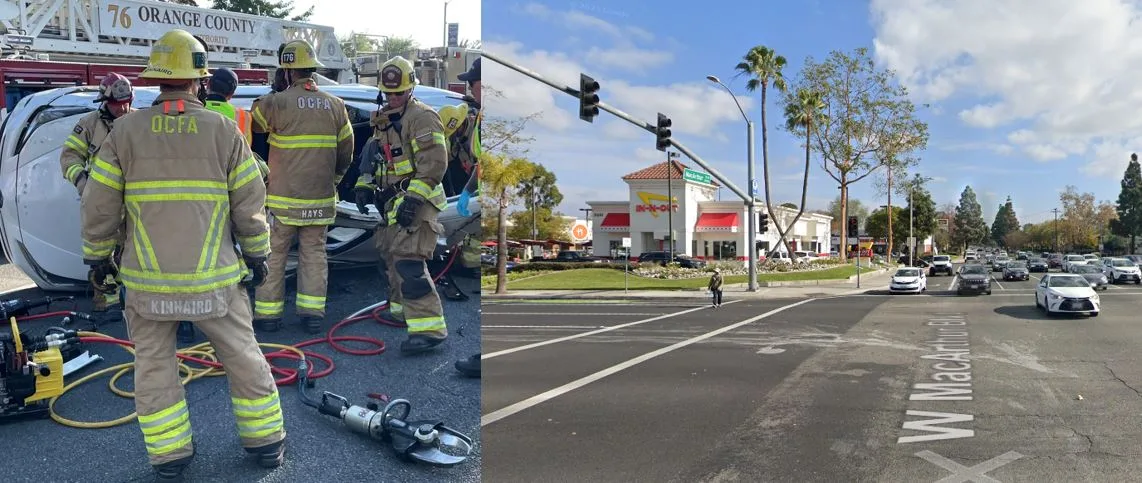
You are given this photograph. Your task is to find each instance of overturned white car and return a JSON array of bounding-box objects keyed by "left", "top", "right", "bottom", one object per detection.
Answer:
[{"left": 0, "top": 83, "right": 480, "bottom": 293}]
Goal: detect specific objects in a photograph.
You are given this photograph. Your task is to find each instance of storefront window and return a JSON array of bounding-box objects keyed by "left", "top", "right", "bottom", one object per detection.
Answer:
[{"left": 716, "top": 241, "right": 737, "bottom": 260}]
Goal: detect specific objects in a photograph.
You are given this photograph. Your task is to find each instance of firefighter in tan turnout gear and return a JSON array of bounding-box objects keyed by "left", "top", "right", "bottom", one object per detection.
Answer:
[
  {"left": 353, "top": 56, "right": 450, "bottom": 355},
  {"left": 63, "top": 72, "right": 135, "bottom": 313},
  {"left": 250, "top": 39, "right": 355, "bottom": 334},
  {"left": 79, "top": 29, "right": 285, "bottom": 481}
]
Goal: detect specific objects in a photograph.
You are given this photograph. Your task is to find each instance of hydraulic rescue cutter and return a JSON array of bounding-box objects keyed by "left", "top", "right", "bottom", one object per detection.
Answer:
[
  {"left": 0, "top": 297, "right": 102, "bottom": 423},
  {"left": 297, "top": 359, "right": 474, "bottom": 467}
]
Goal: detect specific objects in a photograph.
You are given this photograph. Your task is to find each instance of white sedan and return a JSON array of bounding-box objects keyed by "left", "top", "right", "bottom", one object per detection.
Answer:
[
  {"left": 1035, "top": 274, "right": 1100, "bottom": 317},
  {"left": 889, "top": 267, "right": 927, "bottom": 294}
]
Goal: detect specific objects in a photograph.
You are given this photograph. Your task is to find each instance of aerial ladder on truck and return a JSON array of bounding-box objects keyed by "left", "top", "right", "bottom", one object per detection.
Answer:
[{"left": 0, "top": 0, "right": 353, "bottom": 111}]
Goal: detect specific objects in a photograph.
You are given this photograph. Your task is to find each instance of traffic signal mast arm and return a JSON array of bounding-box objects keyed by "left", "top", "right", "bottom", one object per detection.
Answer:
[{"left": 481, "top": 50, "right": 758, "bottom": 206}]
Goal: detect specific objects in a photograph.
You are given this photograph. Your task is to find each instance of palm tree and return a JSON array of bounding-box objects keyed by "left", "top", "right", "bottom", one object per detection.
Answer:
[
  {"left": 734, "top": 45, "right": 789, "bottom": 257},
  {"left": 781, "top": 87, "right": 827, "bottom": 254}
]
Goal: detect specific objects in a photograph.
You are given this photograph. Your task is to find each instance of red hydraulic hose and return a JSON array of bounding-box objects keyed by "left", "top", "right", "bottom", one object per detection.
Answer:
[{"left": 21, "top": 244, "right": 464, "bottom": 388}]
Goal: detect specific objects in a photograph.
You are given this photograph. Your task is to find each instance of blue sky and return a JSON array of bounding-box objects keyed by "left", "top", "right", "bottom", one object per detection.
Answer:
[{"left": 483, "top": 0, "right": 1138, "bottom": 225}]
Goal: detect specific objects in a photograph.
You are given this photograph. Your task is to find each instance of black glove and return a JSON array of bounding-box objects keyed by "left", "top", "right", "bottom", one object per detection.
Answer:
[
  {"left": 397, "top": 196, "right": 423, "bottom": 228},
  {"left": 374, "top": 186, "right": 397, "bottom": 216},
  {"left": 86, "top": 258, "right": 119, "bottom": 294},
  {"left": 353, "top": 186, "right": 374, "bottom": 214},
  {"left": 243, "top": 256, "right": 268, "bottom": 288}
]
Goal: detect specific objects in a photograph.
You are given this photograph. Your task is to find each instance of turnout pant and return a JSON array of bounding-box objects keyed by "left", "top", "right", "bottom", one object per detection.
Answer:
[
  {"left": 377, "top": 200, "right": 447, "bottom": 338},
  {"left": 254, "top": 216, "right": 328, "bottom": 320},
  {"left": 126, "top": 284, "right": 285, "bottom": 466}
]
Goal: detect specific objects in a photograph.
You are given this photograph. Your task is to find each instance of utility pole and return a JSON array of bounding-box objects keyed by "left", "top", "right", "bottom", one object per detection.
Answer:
[
  {"left": 666, "top": 151, "right": 679, "bottom": 259},
  {"left": 909, "top": 185, "right": 914, "bottom": 267},
  {"left": 1052, "top": 208, "right": 1060, "bottom": 253},
  {"left": 443, "top": 1, "right": 450, "bottom": 48},
  {"left": 442, "top": 1, "right": 451, "bottom": 89},
  {"left": 887, "top": 164, "right": 894, "bottom": 259},
  {"left": 580, "top": 207, "right": 593, "bottom": 224},
  {"left": 530, "top": 182, "right": 539, "bottom": 240}
]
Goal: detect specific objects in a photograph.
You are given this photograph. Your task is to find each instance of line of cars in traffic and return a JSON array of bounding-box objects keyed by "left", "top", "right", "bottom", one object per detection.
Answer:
[{"left": 888, "top": 247, "right": 1142, "bottom": 317}]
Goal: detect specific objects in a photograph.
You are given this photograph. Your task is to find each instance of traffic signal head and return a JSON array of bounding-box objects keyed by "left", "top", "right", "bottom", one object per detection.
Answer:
[
  {"left": 656, "top": 112, "right": 672, "bottom": 151},
  {"left": 579, "top": 73, "right": 600, "bottom": 122},
  {"left": 759, "top": 213, "right": 769, "bottom": 234},
  {"left": 847, "top": 216, "right": 859, "bottom": 235}
]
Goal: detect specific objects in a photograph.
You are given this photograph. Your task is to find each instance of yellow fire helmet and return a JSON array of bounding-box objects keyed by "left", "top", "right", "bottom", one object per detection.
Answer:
[
  {"left": 140, "top": 29, "right": 209, "bottom": 80},
  {"left": 379, "top": 55, "right": 418, "bottom": 93},
  {"left": 279, "top": 39, "right": 325, "bottom": 69},
  {"left": 439, "top": 103, "right": 470, "bottom": 137}
]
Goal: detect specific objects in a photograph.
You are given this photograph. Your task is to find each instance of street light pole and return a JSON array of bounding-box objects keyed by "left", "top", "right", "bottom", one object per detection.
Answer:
[
  {"left": 706, "top": 74, "right": 758, "bottom": 292},
  {"left": 746, "top": 120, "right": 757, "bottom": 291}
]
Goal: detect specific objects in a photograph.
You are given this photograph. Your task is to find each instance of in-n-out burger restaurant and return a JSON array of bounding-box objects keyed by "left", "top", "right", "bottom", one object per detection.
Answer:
[{"left": 587, "top": 161, "right": 833, "bottom": 261}]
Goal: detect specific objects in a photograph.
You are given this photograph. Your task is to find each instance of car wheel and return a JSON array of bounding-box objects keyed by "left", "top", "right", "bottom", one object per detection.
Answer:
[
  {"left": 1091, "top": 311, "right": 1100, "bottom": 318},
  {"left": 986, "top": 290, "right": 992, "bottom": 295}
]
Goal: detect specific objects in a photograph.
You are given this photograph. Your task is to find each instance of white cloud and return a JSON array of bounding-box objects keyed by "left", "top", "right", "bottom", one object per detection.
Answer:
[
  {"left": 279, "top": 0, "right": 481, "bottom": 48},
  {"left": 870, "top": 0, "right": 1142, "bottom": 175}
]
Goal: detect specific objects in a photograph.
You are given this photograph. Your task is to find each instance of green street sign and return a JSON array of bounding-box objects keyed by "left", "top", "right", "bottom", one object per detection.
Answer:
[{"left": 682, "top": 168, "right": 712, "bottom": 184}]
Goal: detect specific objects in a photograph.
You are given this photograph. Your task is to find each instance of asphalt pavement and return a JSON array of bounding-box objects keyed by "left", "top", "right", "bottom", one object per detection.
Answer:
[
  {"left": 482, "top": 262, "right": 1142, "bottom": 482},
  {"left": 0, "top": 265, "right": 481, "bottom": 483}
]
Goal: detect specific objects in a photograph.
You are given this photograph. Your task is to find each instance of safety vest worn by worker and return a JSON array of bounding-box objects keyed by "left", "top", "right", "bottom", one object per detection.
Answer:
[
  {"left": 205, "top": 99, "right": 253, "bottom": 145},
  {"left": 251, "top": 77, "right": 354, "bottom": 225},
  {"left": 357, "top": 97, "right": 449, "bottom": 223},
  {"left": 205, "top": 98, "right": 269, "bottom": 180},
  {"left": 61, "top": 109, "right": 117, "bottom": 186},
  {"left": 80, "top": 92, "right": 271, "bottom": 316}
]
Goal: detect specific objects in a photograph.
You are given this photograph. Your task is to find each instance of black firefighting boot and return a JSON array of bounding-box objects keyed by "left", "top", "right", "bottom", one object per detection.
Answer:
[
  {"left": 400, "top": 334, "right": 446, "bottom": 355},
  {"left": 300, "top": 315, "right": 323, "bottom": 335},
  {"left": 153, "top": 453, "right": 194, "bottom": 482},
  {"left": 245, "top": 439, "right": 285, "bottom": 468},
  {"left": 455, "top": 353, "right": 481, "bottom": 378},
  {"left": 255, "top": 318, "right": 282, "bottom": 332}
]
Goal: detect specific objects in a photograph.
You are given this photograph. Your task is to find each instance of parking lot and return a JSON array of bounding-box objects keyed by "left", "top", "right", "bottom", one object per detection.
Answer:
[
  {"left": 0, "top": 266, "right": 482, "bottom": 483},
  {"left": 483, "top": 261, "right": 1142, "bottom": 482}
]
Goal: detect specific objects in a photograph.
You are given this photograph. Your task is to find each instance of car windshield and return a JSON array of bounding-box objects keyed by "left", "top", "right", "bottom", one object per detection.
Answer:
[
  {"left": 1007, "top": 262, "right": 1027, "bottom": 268},
  {"left": 1112, "top": 259, "right": 1136, "bottom": 267},
  {"left": 1049, "top": 276, "right": 1092, "bottom": 288},
  {"left": 1066, "top": 255, "right": 1085, "bottom": 261},
  {"left": 896, "top": 269, "right": 921, "bottom": 277},
  {"left": 934, "top": 256, "right": 950, "bottom": 262},
  {"left": 1074, "top": 265, "right": 1100, "bottom": 273},
  {"left": 962, "top": 266, "right": 987, "bottom": 274}
]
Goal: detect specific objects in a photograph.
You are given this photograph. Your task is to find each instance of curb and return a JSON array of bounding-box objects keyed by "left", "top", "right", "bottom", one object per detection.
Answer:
[{"left": 756, "top": 267, "right": 892, "bottom": 287}]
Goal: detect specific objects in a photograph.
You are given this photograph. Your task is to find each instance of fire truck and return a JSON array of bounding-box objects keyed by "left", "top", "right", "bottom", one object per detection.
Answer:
[{"left": 0, "top": 0, "right": 353, "bottom": 114}]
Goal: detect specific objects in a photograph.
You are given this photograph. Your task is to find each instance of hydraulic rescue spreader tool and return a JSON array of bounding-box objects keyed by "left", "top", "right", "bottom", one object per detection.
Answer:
[{"left": 296, "top": 358, "right": 474, "bottom": 468}]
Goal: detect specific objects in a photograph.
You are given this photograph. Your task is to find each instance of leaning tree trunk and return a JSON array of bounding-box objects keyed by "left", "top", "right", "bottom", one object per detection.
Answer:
[
  {"left": 759, "top": 85, "right": 794, "bottom": 259},
  {"left": 774, "top": 118, "right": 814, "bottom": 258},
  {"left": 495, "top": 196, "right": 510, "bottom": 294}
]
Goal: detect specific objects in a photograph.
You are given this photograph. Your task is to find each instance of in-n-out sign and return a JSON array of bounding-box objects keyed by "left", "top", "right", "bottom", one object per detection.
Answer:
[{"left": 635, "top": 191, "right": 678, "bottom": 218}]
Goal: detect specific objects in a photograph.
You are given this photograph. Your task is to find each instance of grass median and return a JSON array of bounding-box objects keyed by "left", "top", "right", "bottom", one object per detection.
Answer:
[{"left": 487, "top": 263, "right": 877, "bottom": 290}]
